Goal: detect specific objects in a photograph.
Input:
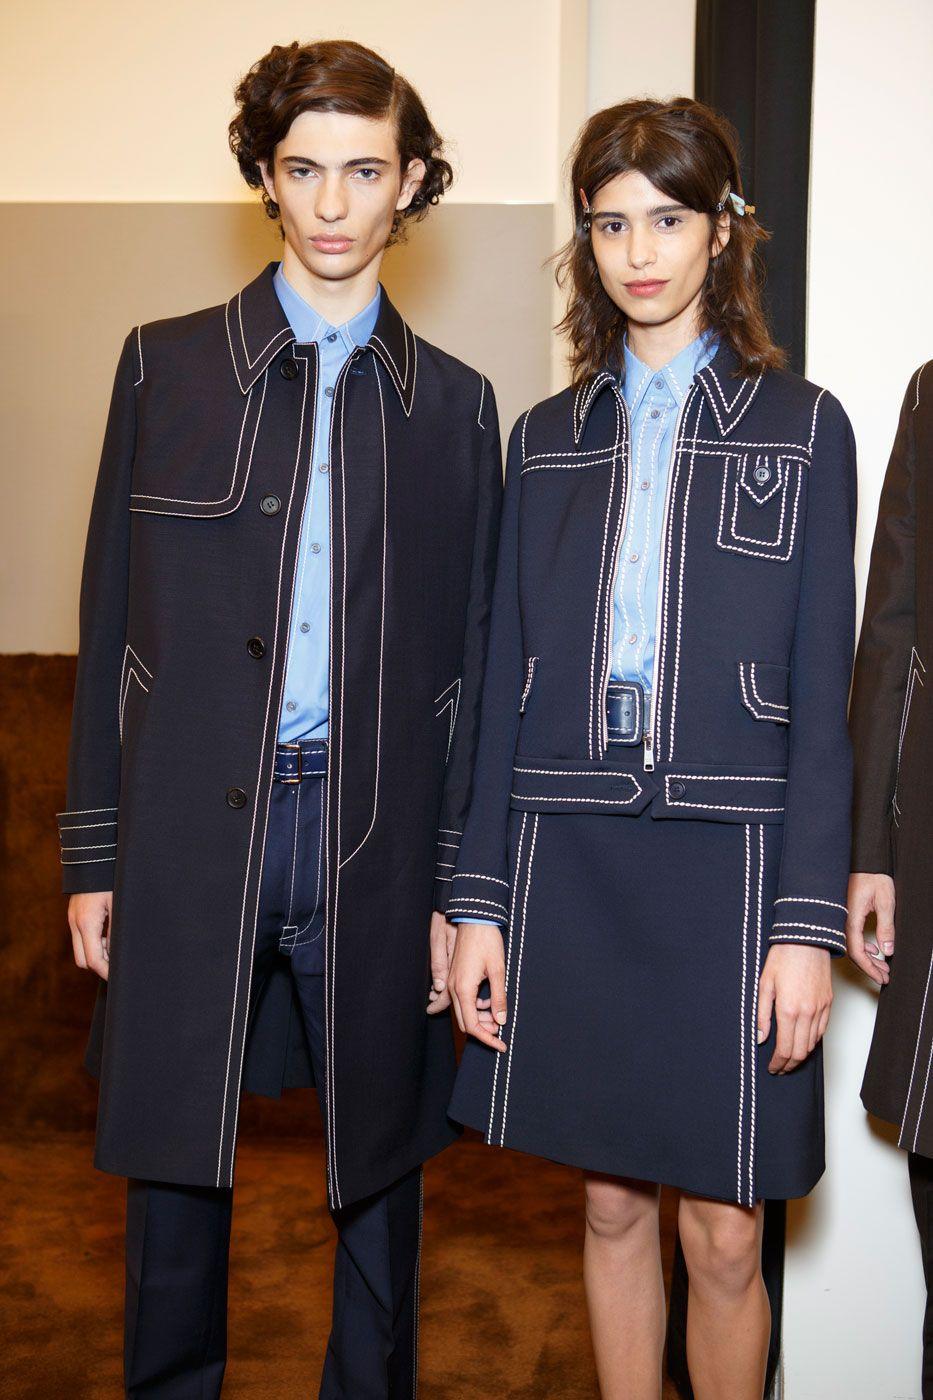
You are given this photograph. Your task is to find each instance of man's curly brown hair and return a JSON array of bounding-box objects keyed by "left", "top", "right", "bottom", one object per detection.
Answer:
[{"left": 229, "top": 39, "right": 452, "bottom": 243}]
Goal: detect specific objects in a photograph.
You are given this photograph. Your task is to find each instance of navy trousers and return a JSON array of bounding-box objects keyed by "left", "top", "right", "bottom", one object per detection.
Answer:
[{"left": 123, "top": 740, "right": 423, "bottom": 1399}]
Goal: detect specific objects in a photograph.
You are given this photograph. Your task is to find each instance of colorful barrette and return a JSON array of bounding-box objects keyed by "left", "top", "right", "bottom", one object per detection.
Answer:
[
  {"left": 715, "top": 181, "right": 755, "bottom": 217},
  {"left": 579, "top": 187, "right": 592, "bottom": 231}
]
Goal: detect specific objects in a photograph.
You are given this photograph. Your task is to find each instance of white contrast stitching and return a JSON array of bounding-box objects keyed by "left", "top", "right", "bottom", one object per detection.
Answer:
[
  {"left": 56, "top": 806, "right": 118, "bottom": 817},
  {"left": 738, "top": 664, "right": 790, "bottom": 724},
  {"left": 452, "top": 873, "right": 509, "bottom": 887},
  {"left": 500, "top": 814, "right": 538, "bottom": 1145},
  {"left": 807, "top": 388, "right": 827, "bottom": 452},
  {"left": 774, "top": 897, "right": 847, "bottom": 912},
  {"left": 737, "top": 825, "right": 750, "bottom": 1202},
  {"left": 749, "top": 662, "right": 789, "bottom": 709},
  {"left": 134, "top": 325, "right": 144, "bottom": 387},
  {"left": 57, "top": 819, "right": 117, "bottom": 831},
  {"left": 434, "top": 677, "right": 462, "bottom": 765},
  {"left": 665, "top": 389, "right": 703, "bottom": 760},
  {"left": 488, "top": 814, "right": 527, "bottom": 1141},
  {"left": 772, "top": 922, "right": 846, "bottom": 936}
]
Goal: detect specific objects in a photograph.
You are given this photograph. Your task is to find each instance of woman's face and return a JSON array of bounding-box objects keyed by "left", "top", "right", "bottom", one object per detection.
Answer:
[{"left": 587, "top": 168, "right": 730, "bottom": 330}]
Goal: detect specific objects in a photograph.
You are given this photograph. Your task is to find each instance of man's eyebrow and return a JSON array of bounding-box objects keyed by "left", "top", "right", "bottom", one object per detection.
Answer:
[
  {"left": 279, "top": 155, "right": 393, "bottom": 169},
  {"left": 592, "top": 202, "right": 691, "bottom": 218}
]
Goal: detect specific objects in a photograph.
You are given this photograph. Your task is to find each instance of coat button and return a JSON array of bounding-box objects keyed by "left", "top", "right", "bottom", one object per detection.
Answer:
[
  {"left": 247, "top": 636, "right": 266, "bottom": 659},
  {"left": 669, "top": 781, "right": 686, "bottom": 799},
  {"left": 280, "top": 358, "right": 299, "bottom": 380},
  {"left": 226, "top": 787, "right": 248, "bottom": 809},
  {"left": 753, "top": 464, "right": 771, "bottom": 485},
  {"left": 260, "top": 494, "right": 281, "bottom": 515}
]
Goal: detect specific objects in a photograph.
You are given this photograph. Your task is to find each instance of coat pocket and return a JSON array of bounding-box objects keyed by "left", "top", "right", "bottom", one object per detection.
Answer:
[
  {"left": 119, "top": 644, "right": 153, "bottom": 744},
  {"left": 716, "top": 453, "right": 805, "bottom": 562},
  {"left": 737, "top": 661, "right": 790, "bottom": 724}
]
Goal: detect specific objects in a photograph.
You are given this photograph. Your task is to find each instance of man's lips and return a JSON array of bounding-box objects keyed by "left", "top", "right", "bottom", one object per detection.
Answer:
[
  {"left": 624, "top": 279, "right": 669, "bottom": 297},
  {"left": 310, "top": 235, "right": 354, "bottom": 254}
]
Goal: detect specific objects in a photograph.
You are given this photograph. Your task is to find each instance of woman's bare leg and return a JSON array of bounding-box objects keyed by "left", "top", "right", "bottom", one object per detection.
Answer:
[
  {"left": 583, "top": 1172, "right": 665, "bottom": 1399},
  {"left": 677, "top": 1193, "right": 769, "bottom": 1400}
]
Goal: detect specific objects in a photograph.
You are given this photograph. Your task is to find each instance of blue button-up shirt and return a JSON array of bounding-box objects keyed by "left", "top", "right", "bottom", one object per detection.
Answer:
[
  {"left": 274, "top": 264, "right": 381, "bottom": 740},
  {"left": 609, "top": 329, "right": 719, "bottom": 694}
]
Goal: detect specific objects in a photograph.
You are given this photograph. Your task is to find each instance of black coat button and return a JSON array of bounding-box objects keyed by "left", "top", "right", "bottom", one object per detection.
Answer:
[
  {"left": 226, "top": 787, "right": 247, "bottom": 809},
  {"left": 669, "top": 781, "right": 686, "bottom": 799},
  {"left": 247, "top": 637, "right": 266, "bottom": 659},
  {"left": 279, "top": 358, "right": 299, "bottom": 380},
  {"left": 260, "top": 494, "right": 281, "bottom": 516}
]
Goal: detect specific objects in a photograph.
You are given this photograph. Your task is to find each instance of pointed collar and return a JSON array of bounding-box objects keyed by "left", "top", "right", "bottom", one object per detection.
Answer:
[
  {"left": 573, "top": 336, "right": 764, "bottom": 444},
  {"left": 226, "top": 261, "right": 418, "bottom": 415}
]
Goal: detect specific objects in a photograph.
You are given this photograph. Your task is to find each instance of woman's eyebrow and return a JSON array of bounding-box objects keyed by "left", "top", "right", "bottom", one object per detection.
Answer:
[{"left": 593, "top": 202, "right": 690, "bottom": 218}]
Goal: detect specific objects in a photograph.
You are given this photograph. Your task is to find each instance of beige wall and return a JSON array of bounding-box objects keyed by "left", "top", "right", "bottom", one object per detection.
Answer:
[{"left": 0, "top": 0, "right": 563, "bottom": 204}]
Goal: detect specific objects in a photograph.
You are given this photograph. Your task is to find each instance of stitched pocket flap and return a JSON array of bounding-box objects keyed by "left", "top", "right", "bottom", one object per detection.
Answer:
[{"left": 738, "top": 661, "right": 790, "bottom": 722}]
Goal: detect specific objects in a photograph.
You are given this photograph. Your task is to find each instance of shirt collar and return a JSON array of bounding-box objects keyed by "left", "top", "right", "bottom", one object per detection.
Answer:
[
  {"left": 273, "top": 261, "right": 381, "bottom": 353},
  {"left": 621, "top": 328, "right": 720, "bottom": 415}
]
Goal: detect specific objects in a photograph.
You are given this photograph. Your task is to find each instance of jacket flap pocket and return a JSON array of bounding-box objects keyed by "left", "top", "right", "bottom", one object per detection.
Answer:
[
  {"left": 739, "top": 454, "right": 783, "bottom": 506},
  {"left": 738, "top": 661, "right": 790, "bottom": 723}
]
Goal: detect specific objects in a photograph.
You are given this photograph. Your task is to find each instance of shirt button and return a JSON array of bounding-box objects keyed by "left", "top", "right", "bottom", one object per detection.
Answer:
[
  {"left": 319, "top": 462, "right": 329, "bottom": 473},
  {"left": 640, "top": 480, "right": 650, "bottom": 490},
  {"left": 326, "top": 332, "right": 338, "bottom": 343},
  {"left": 246, "top": 636, "right": 266, "bottom": 659},
  {"left": 260, "top": 494, "right": 281, "bottom": 515},
  {"left": 226, "top": 787, "right": 248, "bottom": 809},
  {"left": 628, "top": 633, "right": 638, "bottom": 645},
  {"left": 630, "top": 552, "right": 639, "bottom": 563},
  {"left": 650, "top": 408, "right": 661, "bottom": 419},
  {"left": 279, "top": 358, "right": 298, "bottom": 380},
  {"left": 654, "top": 378, "right": 664, "bottom": 389},
  {"left": 324, "top": 385, "right": 335, "bottom": 398},
  {"left": 286, "top": 701, "right": 297, "bottom": 713},
  {"left": 300, "top": 622, "right": 310, "bottom": 634},
  {"left": 310, "top": 542, "right": 322, "bottom": 554}
]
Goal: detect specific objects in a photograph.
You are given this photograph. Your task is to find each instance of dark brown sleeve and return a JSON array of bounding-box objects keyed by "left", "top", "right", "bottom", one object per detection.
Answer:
[{"left": 849, "top": 368, "right": 923, "bottom": 874}]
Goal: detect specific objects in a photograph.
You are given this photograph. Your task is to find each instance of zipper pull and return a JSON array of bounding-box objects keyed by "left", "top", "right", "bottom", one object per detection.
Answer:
[{"left": 643, "top": 732, "right": 655, "bottom": 771}]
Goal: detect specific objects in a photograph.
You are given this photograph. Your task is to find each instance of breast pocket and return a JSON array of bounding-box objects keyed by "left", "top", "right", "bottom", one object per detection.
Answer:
[{"left": 716, "top": 452, "right": 805, "bottom": 562}]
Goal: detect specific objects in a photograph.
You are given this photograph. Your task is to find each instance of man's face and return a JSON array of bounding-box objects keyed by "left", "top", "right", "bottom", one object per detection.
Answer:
[
  {"left": 588, "top": 168, "right": 730, "bottom": 329},
  {"left": 259, "top": 109, "right": 426, "bottom": 283}
]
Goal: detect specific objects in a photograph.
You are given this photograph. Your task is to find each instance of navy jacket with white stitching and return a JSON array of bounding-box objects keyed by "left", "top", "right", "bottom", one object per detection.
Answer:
[{"left": 446, "top": 339, "right": 858, "bottom": 955}]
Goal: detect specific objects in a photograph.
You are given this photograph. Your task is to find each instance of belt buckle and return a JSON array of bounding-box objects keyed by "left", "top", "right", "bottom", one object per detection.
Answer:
[{"left": 278, "top": 741, "right": 303, "bottom": 783}]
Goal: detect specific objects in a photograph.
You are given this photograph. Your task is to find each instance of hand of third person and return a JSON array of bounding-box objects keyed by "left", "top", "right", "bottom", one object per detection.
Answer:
[
  {"left": 757, "top": 943, "right": 833, "bottom": 1074},
  {"left": 447, "top": 922, "right": 508, "bottom": 1052}
]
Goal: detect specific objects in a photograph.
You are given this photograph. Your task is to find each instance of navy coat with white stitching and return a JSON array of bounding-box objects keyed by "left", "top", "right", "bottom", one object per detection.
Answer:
[
  {"left": 446, "top": 339, "right": 858, "bottom": 956},
  {"left": 58, "top": 262, "right": 503, "bottom": 1204}
]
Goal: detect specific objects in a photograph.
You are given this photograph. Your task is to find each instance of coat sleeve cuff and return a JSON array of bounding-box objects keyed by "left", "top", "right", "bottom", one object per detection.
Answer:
[
  {"left": 444, "top": 871, "right": 510, "bottom": 927},
  {"left": 769, "top": 895, "right": 848, "bottom": 955},
  {"left": 433, "top": 828, "right": 463, "bottom": 914},
  {"left": 57, "top": 806, "right": 118, "bottom": 894}
]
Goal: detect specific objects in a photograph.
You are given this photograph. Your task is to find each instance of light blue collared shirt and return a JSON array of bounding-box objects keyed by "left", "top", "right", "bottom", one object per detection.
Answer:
[
  {"left": 610, "top": 329, "right": 719, "bottom": 694},
  {"left": 274, "top": 264, "right": 381, "bottom": 741}
]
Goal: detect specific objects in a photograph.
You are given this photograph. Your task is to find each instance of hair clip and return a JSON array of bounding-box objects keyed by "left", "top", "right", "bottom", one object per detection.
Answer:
[
  {"left": 715, "top": 180, "right": 755, "bottom": 217},
  {"left": 579, "top": 187, "right": 592, "bottom": 231}
]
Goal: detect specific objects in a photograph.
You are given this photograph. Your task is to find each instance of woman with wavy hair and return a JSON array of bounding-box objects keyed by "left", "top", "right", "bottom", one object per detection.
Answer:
[{"left": 444, "top": 98, "right": 857, "bottom": 1398}]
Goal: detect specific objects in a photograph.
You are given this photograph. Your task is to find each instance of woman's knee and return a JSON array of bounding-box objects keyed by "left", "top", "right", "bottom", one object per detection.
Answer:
[
  {"left": 678, "top": 1198, "right": 763, "bottom": 1294},
  {"left": 584, "top": 1173, "right": 659, "bottom": 1243}
]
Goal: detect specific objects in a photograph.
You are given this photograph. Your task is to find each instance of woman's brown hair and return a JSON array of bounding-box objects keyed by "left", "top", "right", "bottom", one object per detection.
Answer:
[
  {"left": 554, "top": 97, "right": 786, "bottom": 385},
  {"left": 229, "top": 39, "right": 452, "bottom": 242}
]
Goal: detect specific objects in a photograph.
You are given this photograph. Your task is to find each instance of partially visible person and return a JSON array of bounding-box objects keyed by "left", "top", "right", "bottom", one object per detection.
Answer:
[{"left": 847, "top": 359, "right": 933, "bottom": 1400}]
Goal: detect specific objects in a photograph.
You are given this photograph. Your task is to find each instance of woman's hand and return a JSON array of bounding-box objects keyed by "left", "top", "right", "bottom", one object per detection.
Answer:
[
  {"left": 846, "top": 872, "right": 895, "bottom": 986},
  {"left": 448, "top": 922, "right": 508, "bottom": 1052},
  {"left": 757, "top": 944, "right": 833, "bottom": 1074}
]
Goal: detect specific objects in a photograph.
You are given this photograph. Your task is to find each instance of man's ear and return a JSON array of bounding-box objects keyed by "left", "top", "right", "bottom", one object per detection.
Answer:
[
  {"left": 396, "top": 157, "right": 427, "bottom": 213},
  {"left": 257, "top": 157, "right": 277, "bottom": 206}
]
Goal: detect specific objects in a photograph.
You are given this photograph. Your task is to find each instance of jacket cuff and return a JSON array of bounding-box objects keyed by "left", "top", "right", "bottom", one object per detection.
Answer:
[
  {"left": 58, "top": 806, "right": 118, "bottom": 895},
  {"left": 445, "top": 871, "right": 510, "bottom": 927},
  {"left": 433, "top": 829, "right": 462, "bottom": 914},
  {"left": 769, "top": 895, "right": 848, "bottom": 956}
]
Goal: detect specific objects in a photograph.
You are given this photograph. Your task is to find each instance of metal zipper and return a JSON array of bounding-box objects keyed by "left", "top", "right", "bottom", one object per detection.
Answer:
[
  {"left": 643, "top": 385, "right": 697, "bottom": 772},
  {"left": 598, "top": 392, "right": 633, "bottom": 754}
]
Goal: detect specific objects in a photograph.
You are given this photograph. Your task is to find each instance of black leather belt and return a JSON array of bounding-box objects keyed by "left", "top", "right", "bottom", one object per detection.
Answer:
[
  {"left": 606, "top": 681, "right": 646, "bottom": 745},
  {"left": 273, "top": 738, "right": 328, "bottom": 783}
]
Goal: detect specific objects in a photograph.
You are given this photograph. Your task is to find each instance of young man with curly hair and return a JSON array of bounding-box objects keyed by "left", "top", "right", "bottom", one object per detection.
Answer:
[{"left": 61, "top": 38, "right": 502, "bottom": 1398}]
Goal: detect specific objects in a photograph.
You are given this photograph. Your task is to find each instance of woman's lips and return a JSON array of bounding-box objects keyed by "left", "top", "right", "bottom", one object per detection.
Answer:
[
  {"left": 625, "top": 280, "right": 668, "bottom": 297},
  {"left": 310, "top": 236, "right": 354, "bottom": 254}
]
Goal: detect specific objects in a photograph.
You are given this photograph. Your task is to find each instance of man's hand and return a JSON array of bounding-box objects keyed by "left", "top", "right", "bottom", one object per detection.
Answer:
[
  {"left": 846, "top": 872, "right": 895, "bottom": 986},
  {"left": 427, "top": 911, "right": 458, "bottom": 1014},
  {"left": 68, "top": 891, "right": 113, "bottom": 981},
  {"left": 447, "top": 922, "right": 508, "bottom": 1052},
  {"left": 757, "top": 943, "right": 833, "bottom": 1074}
]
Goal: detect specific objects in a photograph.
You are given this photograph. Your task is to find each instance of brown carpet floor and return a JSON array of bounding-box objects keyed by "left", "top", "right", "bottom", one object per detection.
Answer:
[{"left": 0, "top": 655, "right": 681, "bottom": 1397}]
